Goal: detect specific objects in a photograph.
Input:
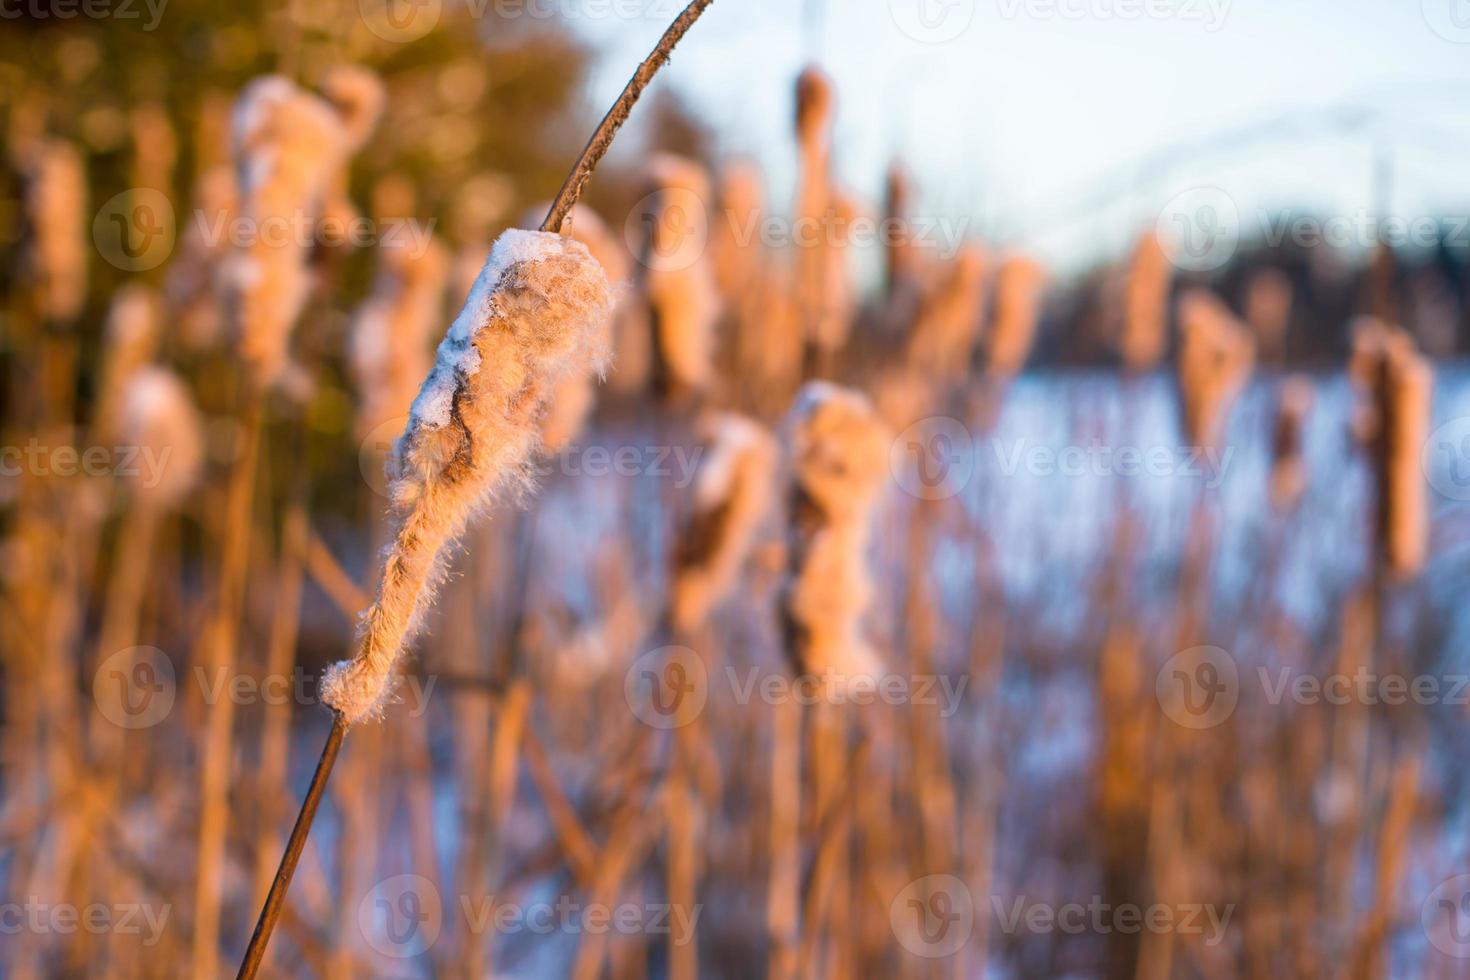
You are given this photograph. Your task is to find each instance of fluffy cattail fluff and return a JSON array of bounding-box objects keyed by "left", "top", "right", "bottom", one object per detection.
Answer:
[
  {"left": 520, "top": 203, "right": 625, "bottom": 447},
  {"left": 1359, "top": 329, "right": 1433, "bottom": 577},
  {"left": 986, "top": 255, "right": 1047, "bottom": 380},
  {"left": 321, "top": 230, "right": 612, "bottom": 723},
  {"left": 641, "top": 154, "right": 720, "bottom": 401},
  {"left": 97, "top": 284, "right": 161, "bottom": 430},
  {"left": 782, "top": 382, "right": 891, "bottom": 695},
  {"left": 24, "top": 139, "right": 86, "bottom": 322},
  {"left": 117, "top": 366, "right": 205, "bottom": 511},
  {"left": 169, "top": 165, "right": 237, "bottom": 350},
  {"left": 1175, "top": 289, "right": 1256, "bottom": 448},
  {"left": 349, "top": 234, "right": 450, "bottom": 440},
  {"left": 223, "top": 76, "right": 348, "bottom": 390},
  {"left": 1245, "top": 266, "right": 1293, "bottom": 362},
  {"left": 1120, "top": 230, "right": 1170, "bottom": 373},
  {"left": 1269, "top": 375, "right": 1314, "bottom": 512},
  {"left": 672, "top": 413, "right": 779, "bottom": 634}
]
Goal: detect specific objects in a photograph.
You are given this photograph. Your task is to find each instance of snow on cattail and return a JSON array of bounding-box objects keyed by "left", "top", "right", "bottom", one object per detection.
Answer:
[
  {"left": 1120, "top": 230, "right": 1170, "bottom": 373},
  {"left": 781, "top": 382, "right": 891, "bottom": 695},
  {"left": 1175, "top": 288, "right": 1256, "bottom": 449},
  {"left": 1269, "top": 375, "right": 1314, "bottom": 512},
  {"left": 322, "top": 229, "right": 613, "bottom": 723},
  {"left": 24, "top": 139, "right": 87, "bottom": 322},
  {"left": 1245, "top": 266, "right": 1293, "bottom": 362},
  {"left": 641, "top": 154, "right": 720, "bottom": 401},
  {"left": 223, "top": 76, "right": 348, "bottom": 390},
  {"left": 986, "top": 255, "right": 1047, "bottom": 380},
  {"left": 672, "top": 413, "right": 779, "bottom": 634},
  {"left": 349, "top": 233, "right": 450, "bottom": 440},
  {"left": 117, "top": 366, "right": 205, "bottom": 511}
]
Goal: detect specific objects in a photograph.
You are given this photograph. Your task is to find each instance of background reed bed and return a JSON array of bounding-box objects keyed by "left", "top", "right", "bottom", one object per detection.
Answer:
[{"left": 4, "top": 6, "right": 1470, "bottom": 979}]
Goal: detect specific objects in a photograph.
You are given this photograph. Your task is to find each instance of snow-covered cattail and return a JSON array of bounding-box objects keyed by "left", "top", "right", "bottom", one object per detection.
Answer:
[
  {"left": 1269, "top": 375, "right": 1314, "bottom": 512},
  {"left": 1175, "top": 289, "right": 1255, "bottom": 448},
  {"left": 782, "top": 382, "right": 891, "bottom": 694},
  {"left": 322, "top": 229, "right": 613, "bottom": 723},
  {"left": 1120, "top": 230, "right": 1170, "bottom": 373},
  {"left": 907, "top": 244, "right": 988, "bottom": 380},
  {"left": 1245, "top": 266, "right": 1293, "bottom": 362},
  {"left": 97, "top": 284, "right": 161, "bottom": 431},
  {"left": 118, "top": 366, "right": 205, "bottom": 511},
  {"left": 25, "top": 139, "right": 87, "bottom": 322},
  {"left": 672, "top": 413, "right": 779, "bottom": 634},
  {"left": 223, "top": 76, "right": 348, "bottom": 390},
  {"left": 986, "top": 255, "right": 1047, "bottom": 380},
  {"left": 640, "top": 153, "right": 720, "bottom": 402},
  {"left": 349, "top": 233, "right": 450, "bottom": 440}
]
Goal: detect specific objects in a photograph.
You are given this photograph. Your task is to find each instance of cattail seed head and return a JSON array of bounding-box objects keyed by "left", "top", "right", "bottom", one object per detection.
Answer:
[
  {"left": 1176, "top": 288, "right": 1256, "bottom": 448},
  {"left": 986, "top": 255, "right": 1047, "bottom": 380},
  {"left": 1120, "top": 230, "right": 1170, "bottom": 373},
  {"left": 322, "top": 229, "right": 613, "bottom": 723},
  {"left": 319, "top": 65, "right": 386, "bottom": 153},
  {"left": 25, "top": 139, "right": 87, "bottom": 322},
  {"left": 118, "top": 366, "right": 205, "bottom": 511},
  {"left": 642, "top": 154, "right": 720, "bottom": 401}
]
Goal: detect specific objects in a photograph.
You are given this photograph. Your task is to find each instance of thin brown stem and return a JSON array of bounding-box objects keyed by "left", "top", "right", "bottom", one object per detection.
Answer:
[{"left": 539, "top": 0, "right": 716, "bottom": 234}]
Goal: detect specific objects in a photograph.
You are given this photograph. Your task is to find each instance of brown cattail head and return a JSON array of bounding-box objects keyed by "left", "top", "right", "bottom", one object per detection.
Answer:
[
  {"left": 97, "top": 284, "right": 162, "bottom": 431},
  {"left": 907, "top": 244, "right": 988, "bottom": 379},
  {"left": 1120, "top": 229, "right": 1170, "bottom": 373},
  {"left": 1366, "top": 329, "right": 1433, "bottom": 577},
  {"left": 1245, "top": 266, "right": 1293, "bottom": 362},
  {"left": 782, "top": 382, "right": 891, "bottom": 694},
  {"left": 322, "top": 229, "right": 613, "bottom": 723},
  {"left": 641, "top": 154, "right": 720, "bottom": 402},
  {"left": 986, "top": 255, "right": 1047, "bottom": 380},
  {"left": 1269, "top": 375, "right": 1314, "bottom": 512},
  {"left": 672, "top": 412, "right": 779, "bottom": 634},
  {"left": 1175, "top": 288, "right": 1256, "bottom": 448},
  {"left": 24, "top": 139, "right": 87, "bottom": 322},
  {"left": 117, "top": 366, "right": 205, "bottom": 511},
  {"left": 349, "top": 233, "right": 450, "bottom": 440},
  {"left": 223, "top": 76, "right": 348, "bottom": 391},
  {"left": 794, "top": 66, "right": 834, "bottom": 152}
]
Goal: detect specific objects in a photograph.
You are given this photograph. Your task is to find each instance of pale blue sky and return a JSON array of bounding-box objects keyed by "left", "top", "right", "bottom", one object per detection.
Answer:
[{"left": 573, "top": 0, "right": 1470, "bottom": 273}]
